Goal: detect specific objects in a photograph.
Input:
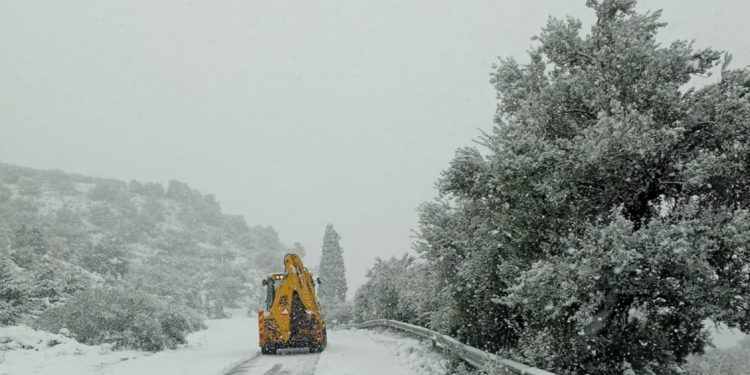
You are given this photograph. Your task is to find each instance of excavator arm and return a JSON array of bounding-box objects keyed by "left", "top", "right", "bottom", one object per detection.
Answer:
[{"left": 258, "top": 253, "right": 327, "bottom": 354}]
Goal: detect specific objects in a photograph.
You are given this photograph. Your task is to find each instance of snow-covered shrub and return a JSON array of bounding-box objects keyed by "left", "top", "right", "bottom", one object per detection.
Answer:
[
  {"left": 34, "top": 286, "right": 204, "bottom": 351},
  {"left": 159, "top": 307, "right": 204, "bottom": 345},
  {"left": 156, "top": 305, "right": 204, "bottom": 344},
  {"left": 323, "top": 300, "right": 354, "bottom": 326},
  {"left": 87, "top": 179, "right": 128, "bottom": 203},
  {"left": 0, "top": 258, "right": 28, "bottom": 325},
  {"left": 79, "top": 239, "right": 130, "bottom": 279},
  {"left": 0, "top": 301, "right": 24, "bottom": 326},
  {"left": 354, "top": 256, "right": 408, "bottom": 323},
  {"left": 353, "top": 255, "right": 439, "bottom": 328},
  {"left": 29, "top": 261, "right": 61, "bottom": 299},
  {"left": 17, "top": 177, "right": 41, "bottom": 196},
  {"left": 0, "top": 184, "right": 11, "bottom": 202}
]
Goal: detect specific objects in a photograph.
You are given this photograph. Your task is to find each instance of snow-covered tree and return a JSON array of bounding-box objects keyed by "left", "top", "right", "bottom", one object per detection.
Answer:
[
  {"left": 0, "top": 257, "right": 27, "bottom": 324},
  {"left": 80, "top": 238, "right": 130, "bottom": 279},
  {"left": 318, "top": 224, "right": 347, "bottom": 305},
  {"left": 403, "top": 0, "right": 750, "bottom": 373},
  {"left": 353, "top": 255, "right": 436, "bottom": 326},
  {"left": 10, "top": 225, "right": 47, "bottom": 267}
]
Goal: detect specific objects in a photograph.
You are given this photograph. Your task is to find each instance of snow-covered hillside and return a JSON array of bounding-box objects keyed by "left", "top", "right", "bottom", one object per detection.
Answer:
[{"left": 0, "top": 162, "right": 302, "bottom": 351}]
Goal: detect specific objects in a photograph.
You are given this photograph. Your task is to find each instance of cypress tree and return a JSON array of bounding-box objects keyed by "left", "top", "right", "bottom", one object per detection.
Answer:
[{"left": 317, "top": 224, "right": 347, "bottom": 305}]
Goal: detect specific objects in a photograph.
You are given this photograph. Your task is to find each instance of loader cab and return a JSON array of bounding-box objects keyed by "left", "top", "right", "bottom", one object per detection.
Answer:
[
  {"left": 262, "top": 277, "right": 274, "bottom": 310},
  {"left": 262, "top": 272, "right": 322, "bottom": 310},
  {"left": 262, "top": 273, "right": 285, "bottom": 310}
]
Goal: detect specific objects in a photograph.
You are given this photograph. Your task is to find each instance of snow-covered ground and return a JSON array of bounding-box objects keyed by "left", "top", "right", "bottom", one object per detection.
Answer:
[
  {"left": 0, "top": 325, "right": 143, "bottom": 375},
  {"left": 0, "top": 313, "right": 446, "bottom": 375},
  {"left": 314, "top": 329, "right": 447, "bottom": 375},
  {"left": 3, "top": 309, "right": 745, "bottom": 375},
  {"left": 708, "top": 323, "right": 748, "bottom": 349},
  {"left": 0, "top": 312, "right": 257, "bottom": 375}
]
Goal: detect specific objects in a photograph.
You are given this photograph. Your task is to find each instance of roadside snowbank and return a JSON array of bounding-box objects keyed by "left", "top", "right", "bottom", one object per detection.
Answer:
[
  {"left": 708, "top": 322, "right": 748, "bottom": 349},
  {"left": 0, "top": 313, "right": 258, "bottom": 375},
  {"left": 365, "top": 329, "right": 448, "bottom": 374},
  {"left": 0, "top": 324, "right": 142, "bottom": 375}
]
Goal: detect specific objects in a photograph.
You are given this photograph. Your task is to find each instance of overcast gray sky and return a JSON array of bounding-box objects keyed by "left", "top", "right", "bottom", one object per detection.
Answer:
[{"left": 1, "top": 0, "right": 748, "bottom": 296}]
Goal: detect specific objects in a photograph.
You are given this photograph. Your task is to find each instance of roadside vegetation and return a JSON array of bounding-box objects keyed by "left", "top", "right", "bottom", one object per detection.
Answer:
[
  {"left": 355, "top": 1, "right": 750, "bottom": 374},
  {"left": 0, "top": 163, "right": 297, "bottom": 350}
]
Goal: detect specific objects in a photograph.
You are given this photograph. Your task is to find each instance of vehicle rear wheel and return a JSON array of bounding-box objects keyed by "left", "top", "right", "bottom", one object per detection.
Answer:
[
  {"left": 261, "top": 343, "right": 277, "bottom": 355},
  {"left": 309, "top": 328, "right": 327, "bottom": 353}
]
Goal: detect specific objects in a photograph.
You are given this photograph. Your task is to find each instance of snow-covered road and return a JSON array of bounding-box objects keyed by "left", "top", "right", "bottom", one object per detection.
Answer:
[
  {"left": 313, "top": 329, "right": 439, "bottom": 375},
  {"left": 0, "top": 313, "right": 446, "bottom": 375},
  {"left": 221, "top": 329, "right": 444, "bottom": 375},
  {"left": 223, "top": 350, "right": 319, "bottom": 375}
]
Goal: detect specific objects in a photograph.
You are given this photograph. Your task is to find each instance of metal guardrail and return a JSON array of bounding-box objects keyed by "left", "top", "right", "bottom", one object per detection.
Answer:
[{"left": 339, "top": 319, "right": 556, "bottom": 375}]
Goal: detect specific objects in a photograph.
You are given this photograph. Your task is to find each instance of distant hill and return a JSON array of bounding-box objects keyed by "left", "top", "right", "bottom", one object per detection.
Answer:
[{"left": 0, "top": 162, "right": 296, "bottom": 324}]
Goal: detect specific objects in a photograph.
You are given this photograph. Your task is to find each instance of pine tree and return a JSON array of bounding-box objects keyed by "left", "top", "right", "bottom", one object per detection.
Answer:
[{"left": 318, "top": 224, "right": 347, "bottom": 305}]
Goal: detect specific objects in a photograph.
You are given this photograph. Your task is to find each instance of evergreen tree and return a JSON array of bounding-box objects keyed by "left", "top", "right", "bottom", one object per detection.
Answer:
[
  {"left": 353, "top": 255, "right": 432, "bottom": 325},
  {"left": 404, "top": 0, "right": 750, "bottom": 373},
  {"left": 0, "top": 257, "right": 27, "bottom": 324},
  {"left": 10, "top": 225, "right": 47, "bottom": 267},
  {"left": 80, "top": 238, "right": 130, "bottom": 279},
  {"left": 318, "top": 224, "right": 347, "bottom": 305}
]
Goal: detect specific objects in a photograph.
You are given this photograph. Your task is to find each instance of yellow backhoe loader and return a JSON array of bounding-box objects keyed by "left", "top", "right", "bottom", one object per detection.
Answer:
[{"left": 258, "top": 253, "right": 327, "bottom": 354}]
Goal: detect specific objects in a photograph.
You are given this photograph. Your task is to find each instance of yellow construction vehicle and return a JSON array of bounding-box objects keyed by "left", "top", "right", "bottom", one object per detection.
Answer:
[{"left": 258, "top": 253, "right": 327, "bottom": 354}]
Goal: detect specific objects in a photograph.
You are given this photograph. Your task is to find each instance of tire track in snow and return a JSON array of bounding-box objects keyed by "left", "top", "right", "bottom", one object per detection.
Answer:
[
  {"left": 262, "top": 364, "right": 282, "bottom": 375},
  {"left": 220, "top": 350, "right": 320, "bottom": 375},
  {"left": 218, "top": 352, "right": 261, "bottom": 375}
]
